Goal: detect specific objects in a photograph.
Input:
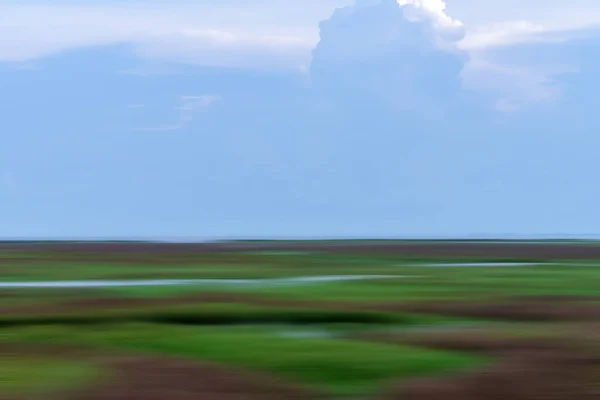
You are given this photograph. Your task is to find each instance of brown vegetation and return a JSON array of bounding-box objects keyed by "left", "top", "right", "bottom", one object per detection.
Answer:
[
  {"left": 5, "top": 241, "right": 600, "bottom": 260},
  {"left": 72, "top": 356, "right": 317, "bottom": 400},
  {"left": 360, "top": 328, "right": 600, "bottom": 400},
  {"left": 3, "top": 292, "right": 600, "bottom": 325},
  {"left": 396, "top": 298, "right": 600, "bottom": 322}
]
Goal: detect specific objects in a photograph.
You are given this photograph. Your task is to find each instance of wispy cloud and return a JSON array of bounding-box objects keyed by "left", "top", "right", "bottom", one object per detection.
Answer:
[
  {"left": 0, "top": 4, "right": 316, "bottom": 69},
  {"left": 462, "top": 58, "right": 567, "bottom": 111},
  {"left": 135, "top": 95, "right": 221, "bottom": 132},
  {"left": 460, "top": 21, "right": 548, "bottom": 50},
  {"left": 176, "top": 96, "right": 219, "bottom": 118}
]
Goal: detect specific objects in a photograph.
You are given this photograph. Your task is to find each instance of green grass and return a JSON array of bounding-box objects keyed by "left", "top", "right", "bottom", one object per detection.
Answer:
[
  {"left": 103, "top": 265, "right": 599, "bottom": 303},
  {"left": 0, "top": 357, "right": 98, "bottom": 397},
  {"left": 2, "top": 324, "right": 482, "bottom": 395},
  {"left": 2, "top": 249, "right": 599, "bottom": 300},
  {"left": 2, "top": 256, "right": 599, "bottom": 305}
]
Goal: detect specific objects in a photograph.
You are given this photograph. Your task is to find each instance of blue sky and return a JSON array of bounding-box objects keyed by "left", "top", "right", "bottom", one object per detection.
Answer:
[{"left": 2, "top": 0, "right": 600, "bottom": 239}]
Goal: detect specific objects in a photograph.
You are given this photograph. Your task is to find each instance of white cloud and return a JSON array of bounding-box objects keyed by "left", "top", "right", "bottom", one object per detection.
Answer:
[
  {"left": 2, "top": 0, "right": 598, "bottom": 112},
  {"left": 0, "top": 4, "right": 316, "bottom": 69},
  {"left": 460, "top": 21, "right": 548, "bottom": 50},
  {"left": 134, "top": 29, "right": 313, "bottom": 70},
  {"left": 308, "top": 0, "right": 593, "bottom": 112},
  {"left": 2, "top": 1, "right": 600, "bottom": 70},
  {"left": 443, "top": 1, "right": 600, "bottom": 110},
  {"left": 398, "top": 0, "right": 465, "bottom": 41},
  {"left": 460, "top": 24, "right": 589, "bottom": 110},
  {"left": 448, "top": 0, "right": 600, "bottom": 31}
]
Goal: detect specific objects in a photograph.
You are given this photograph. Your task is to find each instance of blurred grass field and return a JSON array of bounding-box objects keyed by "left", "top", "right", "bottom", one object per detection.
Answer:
[{"left": 1, "top": 241, "right": 599, "bottom": 399}]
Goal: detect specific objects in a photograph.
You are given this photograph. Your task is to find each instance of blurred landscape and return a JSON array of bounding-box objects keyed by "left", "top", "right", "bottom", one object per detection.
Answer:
[
  {"left": 5, "top": 0, "right": 600, "bottom": 398},
  {"left": 1, "top": 240, "right": 599, "bottom": 399}
]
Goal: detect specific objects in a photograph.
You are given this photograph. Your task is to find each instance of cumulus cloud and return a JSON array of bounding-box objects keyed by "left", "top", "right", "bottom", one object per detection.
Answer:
[
  {"left": 309, "top": 0, "right": 600, "bottom": 113},
  {"left": 398, "top": 0, "right": 465, "bottom": 41},
  {"left": 310, "top": 0, "right": 467, "bottom": 114},
  {"left": 310, "top": 0, "right": 600, "bottom": 113}
]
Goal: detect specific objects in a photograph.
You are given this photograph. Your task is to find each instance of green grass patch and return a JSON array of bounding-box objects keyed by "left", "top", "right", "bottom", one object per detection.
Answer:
[
  {"left": 2, "top": 324, "right": 482, "bottom": 395},
  {"left": 0, "top": 357, "right": 98, "bottom": 397}
]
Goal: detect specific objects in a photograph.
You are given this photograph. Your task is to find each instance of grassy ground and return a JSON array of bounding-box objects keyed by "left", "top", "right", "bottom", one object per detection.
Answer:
[
  {"left": 1, "top": 241, "right": 599, "bottom": 399},
  {"left": 1, "top": 324, "right": 481, "bottom": 396},
  {"left": 0, "top": 356, "right": 98, "bottom": 397}
]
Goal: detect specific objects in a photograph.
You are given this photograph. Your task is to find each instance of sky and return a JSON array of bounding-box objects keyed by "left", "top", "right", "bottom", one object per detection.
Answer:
[{"left": 2, "top": 0, "right": 600, "bottom": 239}]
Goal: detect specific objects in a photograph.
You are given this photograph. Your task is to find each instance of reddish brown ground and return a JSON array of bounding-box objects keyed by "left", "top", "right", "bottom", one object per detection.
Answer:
[
  {"left": 0, "top": 293, "right": 320, "bottom": 316},
  {"left": 385, "top": 351, "right": 600, "bottom": 400},
  {"left": 75, "top": 357, "right": 317, "bottom": 400},
  {"left": 2, "top": 292, "right": 600, "bottom": 324},
  {"left": 5, "top": 240, "right": 600, "bottom": 260},
  {"left": 391, "top": 298, "right": 600, "bottom": 321},
  {"left": 359, "top": 328, "right": 600, "bottom": 400}
]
